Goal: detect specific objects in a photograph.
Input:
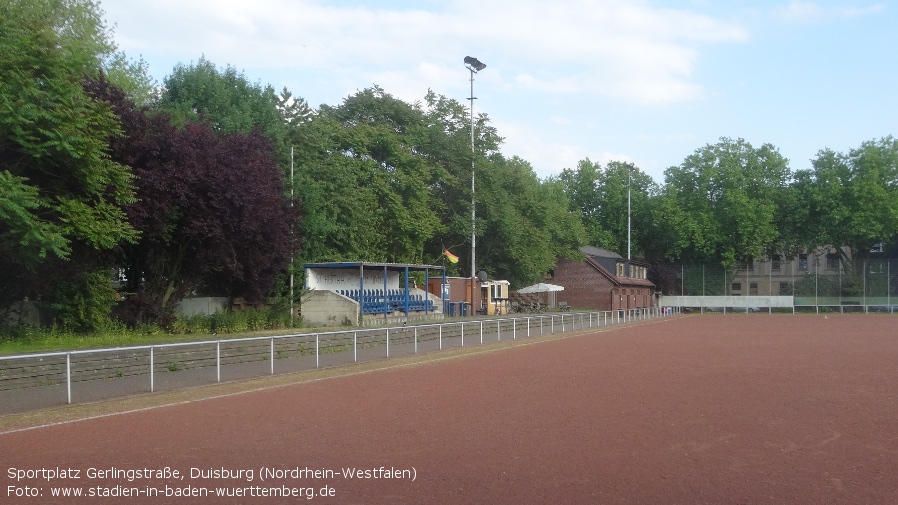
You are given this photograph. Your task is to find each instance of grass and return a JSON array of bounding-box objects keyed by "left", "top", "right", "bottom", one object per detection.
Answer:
[{"left": 0, "top": 315, "right": 319, "bottom": 356}]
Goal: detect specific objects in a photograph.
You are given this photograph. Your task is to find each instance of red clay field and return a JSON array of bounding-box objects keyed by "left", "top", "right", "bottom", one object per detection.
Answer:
[{"left": 2, "top": 314, "right": 897, "bottom": 504}]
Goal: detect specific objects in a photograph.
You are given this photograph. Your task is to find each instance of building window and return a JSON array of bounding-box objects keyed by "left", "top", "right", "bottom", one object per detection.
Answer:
[
  {"left": 826, "top": 254, "right": 840, "bottom": 270},
  {"left": 732, "top": 282, "right": 742, "bottom": 293},
  {"left": 799, "top": 254, "right": 808, "bottom": 271},
  {"left": 749, "top": 282, "right": 758, "bottom": 295},
  {"left": 771, "top": 255, "right": 781, "bottom": 272},
  {"left": 616, "top": 263, "right": 625, "bottom": 277},
  {"left": 779, "top": 282, "right": 792, "bottom": 295}
]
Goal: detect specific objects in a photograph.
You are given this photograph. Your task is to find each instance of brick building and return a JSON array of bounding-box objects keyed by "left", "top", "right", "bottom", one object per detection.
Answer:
[{"left": 553, "top": 246, "right": 656, "bottom": 311}]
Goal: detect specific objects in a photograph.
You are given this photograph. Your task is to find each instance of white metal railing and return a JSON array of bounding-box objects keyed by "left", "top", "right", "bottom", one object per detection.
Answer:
[{"left": 0, "top": 307, "right": 678, "bottom": 409}]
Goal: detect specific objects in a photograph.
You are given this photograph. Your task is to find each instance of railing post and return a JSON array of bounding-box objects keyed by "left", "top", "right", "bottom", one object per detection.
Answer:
[
  {"left": 386, "top": 328, "right": 390, "bottom": 358},
  {"left": 66, "top": 353, "right": 72, "bottom": 404},
  {"left": 480, "top": 321, "right": 483, "bottom": 344},
  {"left": 414, "top": 327, "right": 418, "bottom": 354},
  {"left": 354, "top": 331, "right": 358, "bottom": 363},
  {"left": 216, "top": 341, "right": 221, "bottom": 383},
  {"left": 497, "top": 320, "right": 501, "bottom": 341},
  {"left": 461, "top": 322, "right": 465, "bottom": 347},
  {"left": 270, "top": 337, "right": 275, "bottom": 375},
  {"left": 316, "top": 334, "right": 319, "bottom": 368},
  {"left": 439, "top": 325, "right": 442, "bottom": 350},
  {"left": 150, "top": 346, "right": 154, "bottom": 393}
]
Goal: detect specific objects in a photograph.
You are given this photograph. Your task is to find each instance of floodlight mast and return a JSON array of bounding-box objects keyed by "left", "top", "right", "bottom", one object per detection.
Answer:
[
  {"left": 465, "top": 56, "right": 485, "bottom": 311},
  {"left": 628, "top": 163, "right": 632, "bottom": 261}
]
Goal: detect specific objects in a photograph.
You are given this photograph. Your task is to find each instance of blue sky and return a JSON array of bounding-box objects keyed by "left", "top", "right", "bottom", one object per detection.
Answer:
[{"left": 101, "top": 0, "right": 895, "bottom": 183}]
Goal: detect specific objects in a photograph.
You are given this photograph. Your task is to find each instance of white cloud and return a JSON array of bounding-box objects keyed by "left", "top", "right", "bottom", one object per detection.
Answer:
[
  {"left": 497, "top": 119, "right": 637, "bottom": 179},
  {"left": 776, "top": 1, "right": 886, "bottom": 23},
  {"left": 103, "top": 0, "right": 748, "bottom": 106}
]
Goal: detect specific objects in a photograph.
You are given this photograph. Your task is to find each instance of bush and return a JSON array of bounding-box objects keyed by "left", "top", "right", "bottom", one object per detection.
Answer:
[
  {"left": 46, "top": 270, "right": 118, "bottom": 333},
  {"left": 170, "top": 301, "right": 297, "bottom": 335}
]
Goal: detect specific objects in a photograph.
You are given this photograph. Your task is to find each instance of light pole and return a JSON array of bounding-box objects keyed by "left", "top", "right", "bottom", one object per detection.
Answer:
[
  {"left": 627, "top": 163, "right": 632, "bottom": 261},
  {"left": 464, "top": 56, "right": 486, "bottom": 311}
]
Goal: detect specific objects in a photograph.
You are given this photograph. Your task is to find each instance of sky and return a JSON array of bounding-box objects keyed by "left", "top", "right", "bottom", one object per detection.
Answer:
[{"left": 101, "top": 0, "right": 896, "bottom": 183}]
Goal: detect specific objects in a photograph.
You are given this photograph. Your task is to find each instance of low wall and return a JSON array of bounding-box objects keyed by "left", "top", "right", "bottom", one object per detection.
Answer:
[
  {"left": 176, "top": 297, "right": 229, "bottom": 317},
  {"left": 300, "top": 290, "right": 360, "bottom": 327},
  {"left": 660, "top": 295, "right": 794, "bottom": 309}
]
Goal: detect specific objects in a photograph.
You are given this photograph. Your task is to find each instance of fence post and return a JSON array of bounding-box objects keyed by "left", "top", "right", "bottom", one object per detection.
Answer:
[
  {"left": 439, "top": 325, "right": 442, "bottom": 350},
  {"left": 497, "top": 320, "right": 501, "bottom": 341},
  {"left": 480, "top": 321, "right": 483, "bottom": 344},
  {"left": 414, "top": 327, "right": 418, "bottom": 354},
  {"left": 66, "top": 353, "right": 71, "bottom": 405},
  {"left": 386, "top": 328, "right": 390, "bottom": 358},
  {"left": 216, "top": 341, "right": 221, "bottom": 383},
  {"left": 461, "top": 322, "right": 464, "bottom": 347},
  {"left": 150, "top": 346, "right": 154, "bottom": 393},
  {"left": 270, "top": 337, "right": 275, "bottom": 375},
  {"left": 316, "top": 334, "right": 319, "bottom": 368},
  {"left": 354, "top": 331, "right": 358, "bottom": 363}
]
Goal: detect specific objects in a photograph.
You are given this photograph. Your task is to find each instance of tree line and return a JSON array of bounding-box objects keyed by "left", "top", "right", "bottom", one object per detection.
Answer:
[{"left": 2, "top": 0, "right": 896, "bottom": 333}]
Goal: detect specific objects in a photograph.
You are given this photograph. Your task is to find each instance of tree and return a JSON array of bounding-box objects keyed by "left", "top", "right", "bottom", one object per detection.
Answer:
[
  {"left": 792, "top": 136, "right": 898, "bottom": 268},
  {"left": 660, "top": 137, "right": 791, "bottom": 269},
  {"left": 294, "top": 87, "right": 444, "bottom": 264},
  {"left": 103, "top": 51, "right": 158, "bottom": 106},
  {"left": 158, "top": 57, "right": 308, "bottom": 169},
  {"left": 476, "top": 155, "right": 585, "bottom": 286},
  {"left": 418, "top": 90, "right": 504, "bottom": 275},
  {"left": 553, "top": 159, "right": 658, "bottom": 259},
  {"left": 0, "top": 0, "right": 136, "bottom": 315},
  {"left": 92, "top": 79, "right": 297, "bottom": 323}
]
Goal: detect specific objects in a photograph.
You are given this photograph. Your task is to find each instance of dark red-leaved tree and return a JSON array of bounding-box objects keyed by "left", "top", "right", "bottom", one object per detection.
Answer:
[{"left": 87, "top": 77, "right": 299, "bottom": 325}]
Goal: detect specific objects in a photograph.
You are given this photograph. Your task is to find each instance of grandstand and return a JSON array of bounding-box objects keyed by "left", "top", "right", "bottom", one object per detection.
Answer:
[{"left": 301, "top": 262, "right": 446, "bottom": 326}]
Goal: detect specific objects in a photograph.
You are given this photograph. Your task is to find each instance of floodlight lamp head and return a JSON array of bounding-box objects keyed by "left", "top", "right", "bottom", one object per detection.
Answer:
[{"left": 464, "top": 56, "right": 486, "bottom": 72}]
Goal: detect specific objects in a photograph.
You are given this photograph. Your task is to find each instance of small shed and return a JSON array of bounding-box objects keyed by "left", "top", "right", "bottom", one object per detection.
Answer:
[{"left": 553, "top": 246, "right": 655, "bottom": 311}]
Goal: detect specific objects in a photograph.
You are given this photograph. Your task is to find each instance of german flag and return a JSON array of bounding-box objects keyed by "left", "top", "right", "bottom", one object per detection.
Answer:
[{"left": 443, "top": 249, "right": 459, "bottom": 264}]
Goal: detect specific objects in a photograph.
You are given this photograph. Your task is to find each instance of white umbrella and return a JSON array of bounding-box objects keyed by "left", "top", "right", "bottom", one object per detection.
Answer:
[{"left": 517, "top": 283, "right": 565, "bottom": 294}]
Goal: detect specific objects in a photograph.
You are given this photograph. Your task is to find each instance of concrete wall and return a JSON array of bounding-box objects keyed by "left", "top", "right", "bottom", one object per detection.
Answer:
[
  {"left": 299, "top": 290, "right": 360, "bottom": 327},
  {"left": 2, "top": 301, "right": 42, "bottom": 327},
  {"left": 660, "top": 295, "right": 794, "bottom": 309},
  {"left": 176, "top": 297, "right": 229, "bottom": 317}
]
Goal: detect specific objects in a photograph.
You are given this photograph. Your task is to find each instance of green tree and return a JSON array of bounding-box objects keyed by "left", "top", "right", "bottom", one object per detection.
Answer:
[
  {"left": 477, "top": 155, "right": 585, "bottom": 286},
  {"left": 158, "top": 57, "right": 309, "bottom": 169},
  {"left": 792, "top": 136, "right": 898, "bottom": 268},
  {"left": 295, "top": 87, "right": 444, "bottom": 264},
  {"left": 0, "top": 0, "right": 136, "bottom": 313},
  {"left": 660, "top": 137, "right": 791, "bottom": 270},
  {"left": 553, "top": 159, "right": 658, "bottom": 259},
  {"left": 418, "top": 90, "right": 504, "bottom": 275},
  {"left": 104, "top": 51, "right": 157, "bottom": 106}
]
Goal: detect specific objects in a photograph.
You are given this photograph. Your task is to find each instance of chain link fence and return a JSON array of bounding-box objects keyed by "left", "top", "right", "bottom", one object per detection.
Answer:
[{"left": 657, "top": 259, "right": 898, "bottom": 312}]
